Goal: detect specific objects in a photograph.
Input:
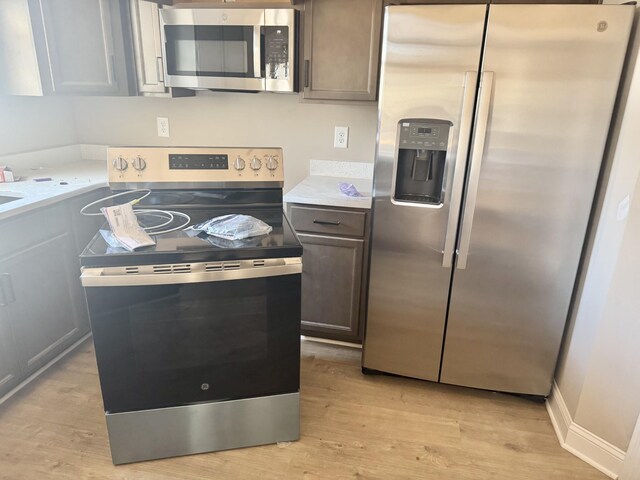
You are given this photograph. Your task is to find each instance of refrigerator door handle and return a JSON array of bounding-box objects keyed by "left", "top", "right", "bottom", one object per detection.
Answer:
[
  {"left": 442, "top": 71, "right": 479, "bottom": 268},
  {"left": 456, "top": 71, "right": 494, "bottom": 270}
]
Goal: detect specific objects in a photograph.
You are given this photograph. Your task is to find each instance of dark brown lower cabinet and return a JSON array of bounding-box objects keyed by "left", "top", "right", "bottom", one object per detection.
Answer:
[
  {"left": 1, "top": 233, "right": 86, "bottom": 377},
  {"left": 289, "top": 204, "right": 371, "bottom": 344},
  {"left": 0, "top": 187, "right": 106, "bottom": 399},
  {"left": 299, "top": 234, "right": 364, "bottom": 341},
  {"left": 0, "top": 312, "right": 20, "bottom": 396}
]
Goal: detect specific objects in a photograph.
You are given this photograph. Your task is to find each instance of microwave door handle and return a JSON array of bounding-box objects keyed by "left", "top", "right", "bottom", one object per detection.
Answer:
[
  {"left": 260, "top": 27, "right": 266, "bottom": 78},
  {"left": 254, "top": 25, "right": 263, "bottom": 79},
  {"left": 442, "top": 71, "right": 478, "bottom": 268}
]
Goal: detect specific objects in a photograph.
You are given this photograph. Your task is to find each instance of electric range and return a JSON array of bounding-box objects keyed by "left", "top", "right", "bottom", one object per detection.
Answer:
[{"left": 80, "top": 147, "right": 302, "bottom": 465}]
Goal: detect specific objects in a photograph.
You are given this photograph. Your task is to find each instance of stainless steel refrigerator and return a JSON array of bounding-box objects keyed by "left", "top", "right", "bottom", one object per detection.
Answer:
[{"left": 363, "top": 4, "right": 633, "bottom": 396}]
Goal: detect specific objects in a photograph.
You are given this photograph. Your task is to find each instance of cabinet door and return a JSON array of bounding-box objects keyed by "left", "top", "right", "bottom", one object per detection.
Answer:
[
  {"left": 130, "top": 0, "right": 167, "bottom": 95},
  {"left": 0, "top": 307, "right": 20, "bottom": 398},
  {"left": 67, "top": 189, "right": 108, "bottom": 334},
  {"left": 34, "top": 0, "right": 130, "bottom": 95},
  {"left": 298, "top": 233, "right": 364, "bottom": 342},
  {"left": 67, "top": 188, "right": 109, "bottom": 256},
  {"left": 0, "top": 233, "right": 84, "bottom": 376},
  {"left": 303, "top": 0, "right": 382, "bottom": 101}
]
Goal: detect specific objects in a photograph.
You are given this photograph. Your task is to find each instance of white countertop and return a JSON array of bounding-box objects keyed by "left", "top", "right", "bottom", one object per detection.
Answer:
[
  {"left": 284, "top": 175, "right": 373, "bottom": 210},
  {"left": 0, "top": 160, "right": 108, "bottom": 221}
]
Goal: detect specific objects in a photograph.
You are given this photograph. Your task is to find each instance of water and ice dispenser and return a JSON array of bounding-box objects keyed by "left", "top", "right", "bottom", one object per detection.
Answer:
[{"left": 394, "top": 120, "right": 451, "bottom": 206}]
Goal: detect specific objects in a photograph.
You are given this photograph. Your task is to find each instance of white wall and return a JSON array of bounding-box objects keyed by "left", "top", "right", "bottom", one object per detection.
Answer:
[
  {"left": 70, "top": 93, "right": 378, "bottom": 191},
  {"left": 0, "top": 96, "right": 77, "bottom": 155},
  {"left": 574, "top": 176, "right": 640, "bottom": 449},
  {"left": 554, "top": 5, "right": 640, "bottom": 452}
]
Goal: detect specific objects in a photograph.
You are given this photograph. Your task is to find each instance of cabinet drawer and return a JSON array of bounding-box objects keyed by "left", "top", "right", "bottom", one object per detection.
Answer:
[
  {"left": 0, "top": 203, "right": 71, "bottom": 258},
  {"left": 290, "top": 205, "right": 366, "bottom": 237}
]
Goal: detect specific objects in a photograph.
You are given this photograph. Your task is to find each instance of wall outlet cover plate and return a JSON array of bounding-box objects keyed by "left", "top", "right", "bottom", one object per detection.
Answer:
[
  {"left": 157, "top": 117, "right": 170, "bottom": 138},
  {"left": 334, "top": 126, "right": 349, "bottom": 149}
]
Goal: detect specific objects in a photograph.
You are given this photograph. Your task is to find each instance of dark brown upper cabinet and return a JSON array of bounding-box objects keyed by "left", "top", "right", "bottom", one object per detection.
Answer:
[
  {"left": 0, "top": 0, "right": 134, "bottom": 96},
  {"left": 302, "top": 0, "right": 383, "bottom": 102}
]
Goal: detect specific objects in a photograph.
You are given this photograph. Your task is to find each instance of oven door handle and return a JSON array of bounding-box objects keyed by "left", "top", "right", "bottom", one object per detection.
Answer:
[{"left": 80, "top": 258, "right": 302, "bottom": 287}]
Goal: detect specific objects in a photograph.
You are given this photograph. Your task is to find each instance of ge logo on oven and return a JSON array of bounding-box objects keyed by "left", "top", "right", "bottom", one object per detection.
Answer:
[{"left": 201, "top": 383, "right": 210, "bottom": 391}]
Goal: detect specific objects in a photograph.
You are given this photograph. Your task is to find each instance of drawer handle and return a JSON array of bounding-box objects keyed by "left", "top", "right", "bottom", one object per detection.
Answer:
[{"left": 313, "top": 219, "right": 341, "bottom": 226}]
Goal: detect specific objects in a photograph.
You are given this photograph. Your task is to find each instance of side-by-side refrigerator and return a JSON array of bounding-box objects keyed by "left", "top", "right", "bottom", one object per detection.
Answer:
[{"left": 362, "top": 4, "right": 633, "bottom": 396}]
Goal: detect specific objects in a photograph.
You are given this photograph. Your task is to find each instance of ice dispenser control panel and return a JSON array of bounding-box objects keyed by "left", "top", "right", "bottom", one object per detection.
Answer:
[
  {"left": 399, "top": 122, "right": 449, "bottom": 151},
  {"left": 394, "top": 119, "right": 452, "bottom": 206}
]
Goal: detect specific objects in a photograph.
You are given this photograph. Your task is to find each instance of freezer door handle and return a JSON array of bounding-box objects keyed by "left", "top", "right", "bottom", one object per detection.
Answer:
[
  {"left": 456, "top": 71, "right": 494, "bottom": 270},
  {"left": 442, "top": 71, "right": 479, "bottom": 268}
]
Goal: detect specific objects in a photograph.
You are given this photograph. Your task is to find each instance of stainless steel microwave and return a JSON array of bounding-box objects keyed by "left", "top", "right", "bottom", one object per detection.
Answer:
[{"left": 160, "top": 8, "right": 297, "bottom": 93}]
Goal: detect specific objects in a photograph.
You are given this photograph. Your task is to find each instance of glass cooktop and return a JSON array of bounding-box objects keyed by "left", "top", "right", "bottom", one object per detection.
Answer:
[{"left": 80, "top": 205, "right": 302, "bottom": 268}]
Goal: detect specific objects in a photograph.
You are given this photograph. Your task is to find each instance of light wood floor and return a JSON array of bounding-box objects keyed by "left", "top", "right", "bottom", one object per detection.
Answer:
[{"left": 0, "top": 339, "right": 605, "bottom": 480}]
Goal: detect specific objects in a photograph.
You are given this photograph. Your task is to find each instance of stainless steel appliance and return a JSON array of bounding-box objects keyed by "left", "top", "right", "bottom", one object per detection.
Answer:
[
  {"left": 363, "top": 4, "right": 633, "bottom": 397},
  {"left": 80, "top": 147, "right": 302, "bottom": 464},
  {"left": 160, "top": 8, "right": 296, "bottom": 92}
]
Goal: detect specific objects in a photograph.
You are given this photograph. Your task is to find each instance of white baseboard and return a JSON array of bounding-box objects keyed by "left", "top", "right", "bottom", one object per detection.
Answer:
[
  {"left": 546, "top": 381, "right": 626, "bottom": 479},
  {"left": 300, "top": 335, "right": 362, "bottom": 349}
]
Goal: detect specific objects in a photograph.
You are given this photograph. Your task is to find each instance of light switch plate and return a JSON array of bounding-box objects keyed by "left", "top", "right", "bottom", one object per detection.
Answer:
[
  {"left": 157, "top": 117, "right": 170, "bottom": 138},
  {"left": 334, "top": 126, "right": 349, "bottom": 149}
]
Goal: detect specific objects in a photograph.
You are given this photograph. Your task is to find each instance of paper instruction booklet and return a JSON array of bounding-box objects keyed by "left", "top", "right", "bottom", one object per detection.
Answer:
[{"left": 101, "top": 203, "right": 155, "bottom": 251}]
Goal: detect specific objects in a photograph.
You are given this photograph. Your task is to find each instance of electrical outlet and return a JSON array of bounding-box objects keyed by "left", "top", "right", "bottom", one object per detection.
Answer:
[
  {"left": 334, "top": 126, "right": 349, "bottom": 149},
  {"left": 157, "top": 117, "right": 170, "bottom": 138}
]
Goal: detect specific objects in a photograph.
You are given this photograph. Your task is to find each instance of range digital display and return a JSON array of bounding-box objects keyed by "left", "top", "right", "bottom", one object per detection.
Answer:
[
  {"left": 169, "top": 154, "right": 229, "bottom": 170},
  {"left": 418, "top": 127, "right": 432, "bottom": 134}
]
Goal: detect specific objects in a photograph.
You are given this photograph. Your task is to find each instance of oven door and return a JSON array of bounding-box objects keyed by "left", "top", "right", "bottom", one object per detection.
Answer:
[
  {"left": 82, "top": 258, "right": 301, "bottom": 413},
  {"left": 160, "top": 9, "right": 265, "bottom": 91}
]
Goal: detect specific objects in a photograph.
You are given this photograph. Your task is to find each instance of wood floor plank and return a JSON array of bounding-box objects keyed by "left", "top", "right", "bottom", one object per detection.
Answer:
[{"left": 0, "top": 339, "right": 606, "bottom": 479}]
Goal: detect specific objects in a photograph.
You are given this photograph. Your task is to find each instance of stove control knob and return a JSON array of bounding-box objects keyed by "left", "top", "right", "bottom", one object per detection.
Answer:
[
  {"left": 234, "top": 156, "right": 246, "bottom": 171},
  {"left": 112, "top": 156, "right": 128, "bottom": 171},
  {"left": 250, "top": 156, "right": 262, "bottom": 171},
  {"left": 266, "top": 155, "right": 279, "bottom": 171},
  {"left": 132, "top": 156, "right": 147, "bottom": 171}
]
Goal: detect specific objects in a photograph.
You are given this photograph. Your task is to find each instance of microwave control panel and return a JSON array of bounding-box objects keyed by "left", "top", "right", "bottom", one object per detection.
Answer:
[
  {"left": 264, "top": 9, "right": 295, "bottom": 92},
  {"left": 264, "top": 26, "right": 290, "bottom": 81},
  {"left": 265, "top": 26, "right": 289, "bottom": 66},
  {"left": 108, "top": 147, "right": 284, "bottom": 187}
]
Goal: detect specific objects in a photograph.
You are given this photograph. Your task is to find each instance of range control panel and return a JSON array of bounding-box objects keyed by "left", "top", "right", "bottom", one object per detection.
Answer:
[
  {"left": 168, "top": 154, "right": 229, "bottom": 170},
  {"left": 108, "top": 147, "right": 284, "bottom": 187}
]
